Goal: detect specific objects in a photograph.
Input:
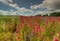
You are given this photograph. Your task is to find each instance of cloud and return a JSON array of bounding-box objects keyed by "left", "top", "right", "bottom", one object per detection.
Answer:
[
  {"left": 30, "top": 0, "right": 60, "bottom": 16},
  {"left": 31, "top": 0, "right": 60, "bottom": 10},
  {"left": 0, "top": 0, "right": 19, "bottom": 9},
  {"left": 0, "top": 0, "right": 13, "bottom": 5},
  {"left": 0, "top": 10, "right": 17, "bottom": 15},
  {"left": 1, "top": 0, "right": 60, "bottom": 16},
  {"left": 16, "top": 7, "right": 34, "bottom": 13},
  {"left": 9, "top": 3, "right": 19, "bottom": 9},
  {"left": 0, "top": 0, "right": 33, "bottom": 12},
  {"left": 0, "top": 0, "right": 35, "bottom": 16},
  {"left": 16, "top": 7, "right": 35, "bottom": 16},
  {"left": 0, "top": 7, "right": 35, "bottom": 16}
]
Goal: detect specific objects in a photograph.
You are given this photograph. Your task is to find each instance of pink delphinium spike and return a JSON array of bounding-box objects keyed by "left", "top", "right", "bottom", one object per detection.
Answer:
[
  {"left": 53, "top": 37, "right": 58, "bottom": 41},
  {"left": 57, "top": 17, "right": 60, "bottom": 22},
  {"left": 27, "top": 21, "right": 32, "bottom": 28},
  {"left": 31, "top": 29, "right": 35, "bottom": 34},
  {"left": 45, "top": 19, "right": 49, "bottom": 25},
  {"left": 41, "top": 26, "right": 45, "bottom": 32},
  {"left": 19, "top": 22, "right": 25, "bottom": 28},
  {"left": 34, "top": 23, "right": 41, "bottom": 33},
  {"left": 50, "top": 17, "right": 55, "bottom": 24},
  {"left": 16, "top": 29, "right": 19, "bottom": 33},
  {"left": 16, "top": 33, "right": 20, "bottom": 41},
  {"left": 16, "top": 36, "right": 19, "bottom": 41}
]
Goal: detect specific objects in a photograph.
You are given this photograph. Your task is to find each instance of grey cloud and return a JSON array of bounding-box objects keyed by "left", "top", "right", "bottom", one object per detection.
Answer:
[
  {"left": 0, "top": 0, "right": 13, "bottom": 5},
  {"left": 31, "top": 0, "right": 60, "bottom": 10}
]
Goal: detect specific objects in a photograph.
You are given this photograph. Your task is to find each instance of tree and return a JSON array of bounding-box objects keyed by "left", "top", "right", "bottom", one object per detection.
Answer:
[
  {"left": 50, "top": 12, "right": 60, "bottom": 16},
  {"left": 43, "top": 14, "right": 48, "bottom": 16},
  {"left": 36, "top": 14, "right": 41, "bottom": 16}
]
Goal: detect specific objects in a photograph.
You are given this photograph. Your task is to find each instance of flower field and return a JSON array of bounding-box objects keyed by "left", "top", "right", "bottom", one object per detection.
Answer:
[{"left": 0, "top": 16, "right": 60, "bottom": 41}]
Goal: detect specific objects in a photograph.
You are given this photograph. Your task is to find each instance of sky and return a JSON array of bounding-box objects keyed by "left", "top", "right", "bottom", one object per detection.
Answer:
[{"left": 0, "top": 0, "right": 60, "bottom": 16}]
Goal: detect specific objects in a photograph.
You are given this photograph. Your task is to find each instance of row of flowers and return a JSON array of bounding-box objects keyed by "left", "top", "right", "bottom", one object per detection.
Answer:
[
  {"left": 15, "top": 17, "right": 60, "bottom": 41},
  {"left": 0, "top": 16, "right": 60, "bottom": 41}
]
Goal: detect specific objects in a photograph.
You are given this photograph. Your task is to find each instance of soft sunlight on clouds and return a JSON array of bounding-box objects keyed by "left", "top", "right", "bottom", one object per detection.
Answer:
[
  {"left": 16, "top": 7, "right": 34, "bottom": 13},
  {"left": 0, "top": 0, "right": 19, "bottom": 9},
  {"left": 0, "top": 8, "right": 35, "bottom": 16},
  {"left": 0, "top": 0, "right": 60, "bottom": 16},
  {"left": 30, "top": 0, "right": 60, "bottom": 16},
  {"left": 31, "top": 0, "right": 60, "bottom": 10},
  {"left": 0, "top": 0, "right": 13, "bottom": 5},
  {"left": 0, "top": 10, "right": 20, "bottom": 15},
  {"left": 0, "top": 0, "right": 35, "bottom": 16},
  {"left": 9, "top": 3, "right": 18, "bottom": 9}
]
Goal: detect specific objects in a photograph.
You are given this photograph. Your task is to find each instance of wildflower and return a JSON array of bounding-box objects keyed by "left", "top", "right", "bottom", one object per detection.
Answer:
[
  {"left": 16, "top": 33, "right": 19, "bottom": 36},
  {"left": 19, "top": 22, "right": 25, "bottom": 28},
  {"left": 45, "top": 19, "right": 48, "bottom": 25},
  {"left": 54, "top": 37, "right": 58, "bottom": 41},
  {"left": 51, "top": 32, "right": 54, "bottom": 37},
  {"left": 16, "top": 34, "right": 19, "bottom": 41},
  {"left": 31, "top": 29, "right": 35, "bottom": 34},
  {"left": 34, "top": 23, "right": 40, "bottom": 33},
  {"left": 57, "top": 32, "right": 60, "bottom": 37},
  {"left": 57, "top": 17, "right": 60, "bottom": 21},
  {"left": 16, "top": 28, "right": 19, "bottom": 33},
  {"left": 16, "top": 33, "right": 20, "bottom": 41},
  {"left": 41, "top": 26, "right": 45, "bottom": 32},
  {"left": 27, "top": 21, "right": 32, "bottom": 28},
  {"left": 16, "top": 36, "right": 19, "bottom": 41}
]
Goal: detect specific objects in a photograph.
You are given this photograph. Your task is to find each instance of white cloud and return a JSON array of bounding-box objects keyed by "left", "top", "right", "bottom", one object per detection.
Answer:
[
  {"left": 31, "top": 0, "right": 60, "bottom": 10},
  {"left": 0, "top": 7, "right": 35, "bottom": 16},
  {"left": 15, "top": 7, "right": 35, "bottom": 16},
  {"left": 0, "top": 0, "right": 13, "bottom": 5},
  {"left": 0, "top": 0, "right": 35, "bottom": 16},
  {"left": 0, "top": 10, "right": 17, "bottom": 15},
  {"left": 30, "top": 0, "right": 60, "bottom": 16},
  {"left": 1, "top": 0, "right": 60, "bottom": 16},
  {"left": 16, "top": 7, "right": 34, "bottom": 13},
  {"left": 9, "top": 3, "right": 19, "bottom": 8},
  {"left": 0, "top": 0, "right": 19, "bottom": 9}
]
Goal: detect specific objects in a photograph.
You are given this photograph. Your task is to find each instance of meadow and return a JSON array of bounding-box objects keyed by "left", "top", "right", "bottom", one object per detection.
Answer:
[{"left": 0, "top": 16, "right": 60, "bottom": 41}]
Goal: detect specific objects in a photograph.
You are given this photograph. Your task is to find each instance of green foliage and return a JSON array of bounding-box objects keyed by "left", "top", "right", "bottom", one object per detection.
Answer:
[{"left": 50, "top": 12, "right": 60, "bottom": 16}]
